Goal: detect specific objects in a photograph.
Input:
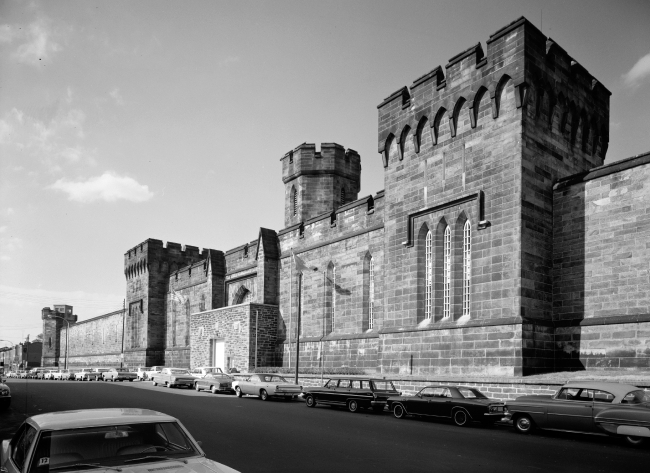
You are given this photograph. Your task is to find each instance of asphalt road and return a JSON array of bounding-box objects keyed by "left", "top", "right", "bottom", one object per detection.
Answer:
[{"left": 1, "top": 379, "right": 648, "bottom": 473}]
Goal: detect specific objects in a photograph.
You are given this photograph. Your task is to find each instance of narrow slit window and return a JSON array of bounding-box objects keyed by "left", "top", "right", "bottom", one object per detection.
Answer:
[
  {"left": 369, "top": 257, "right": 375, "bottom": 329},
  {"left": 332, "top": 266, "right": 336, "bottom": 331},
  {"left": 341, "top": 188, "right": 346, "bottom": 205}
]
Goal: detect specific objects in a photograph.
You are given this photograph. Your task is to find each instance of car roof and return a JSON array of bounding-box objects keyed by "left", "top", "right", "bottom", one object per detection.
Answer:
[
  {"left": 27, "top": 408, "right": 176, "bottom": 430},
  {"left": 563, "top": 381, "right": 640, "bottom": 396}
]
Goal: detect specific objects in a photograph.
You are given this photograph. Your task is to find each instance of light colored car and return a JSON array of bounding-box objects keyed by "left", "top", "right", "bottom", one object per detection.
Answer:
[
  {"left": 52, "top": 369, "right": 72, "bottom": 380},
  {"left": 505, "top": 381, "right": 650, "bottom": 446},
  {"left": 190, "top": 366, "right": 233, "bottom": 379},
  {"left": 233, "top": 373, "right": 302, "bottom": 401},
  {"left": 136, "top": 366, "right": 152, "bottom": 381},
  {"left": 145, "top": 365, "right": 165, "bottom": 380},
  {"left": 0, "top": 408, "right": 239, "bottom": 473},
  {"left": 0, "top": 381, "right": 10, "bottom": 410},
  {"left": 102, "top": 368, "right": 137, "bottom": 382},
  {"left": 74, "top": 368, "right": 104, "bottom": 381},
  {"left": 151, "top": 368, "right": 196, "bottom": 388},
  {"left": 43, "top": 369, "right": 58, "bottom": 380}
]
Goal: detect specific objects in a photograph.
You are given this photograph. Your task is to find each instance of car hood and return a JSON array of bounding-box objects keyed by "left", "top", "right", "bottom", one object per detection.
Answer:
[
  {"left": 508, "top": 394, "right": 554, "bottom": 403},
  {"left": 72, "top": 456, "right": 239, "bottom": 473}
]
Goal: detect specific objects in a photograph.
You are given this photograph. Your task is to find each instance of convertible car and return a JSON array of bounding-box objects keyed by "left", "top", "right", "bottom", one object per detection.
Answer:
[
  {"left": 0, "top": 408, "right": 239, "bottom": 473},
  {"left": 505, "top": 381, "right": 650, "bottom": 446},
  {"left": 387, "top": 385, "right": 506, "bottom": 426}
]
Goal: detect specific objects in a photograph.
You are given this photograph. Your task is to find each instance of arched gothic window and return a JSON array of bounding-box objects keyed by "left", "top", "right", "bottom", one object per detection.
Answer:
[
  {"left": 292, "top": 187, "right": 298, "bottom": 217},
  {"left": 463, "top": 220, "right": 471, "bottom": 317},
  {"left": 425, "top": 231, "right": 433, "bottom": 319},
  {"left": 298, "top": 272, "right": 304, "bottom": 337},
  {"left": 443, "top": 226, "right": 451, "bottom": 319},
  {"left": 185, "top": 299, "right": 191, "bottom": 346},
  {"left": 369, "top": 256, "right": 375, "bottom": 329}
]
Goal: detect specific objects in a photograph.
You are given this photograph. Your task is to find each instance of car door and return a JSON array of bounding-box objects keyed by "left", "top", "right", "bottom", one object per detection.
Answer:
[
  {"left": 426, "top": 387, "right": 454, "bottom": 417},
  {"left": 242, "top": 375, "right": 258, "bottom": 395},
  {"left": 333, "top": 379, "right": 351, "bottom": 404},
  {"left": 318, "top": 379, "right": 339, "bottom": 403},
  {"left": 546, "top": 387, "right": 594, "bottom": 431},
  {"left": 407, "top": 387, "right": 438, "bottom": 415}
]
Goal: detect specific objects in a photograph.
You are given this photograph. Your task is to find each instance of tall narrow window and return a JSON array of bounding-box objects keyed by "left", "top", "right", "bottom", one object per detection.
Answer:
[
  {"left": 331, "top": 266, "right": 336, "bottom": 331},
  {"left": 443, "top": 226, "right": 451, "bottom": 319},
  {"left": 369, "top": 257, "right": 375, "bottom": 329},
  {"left": 292, "top": 187, "right": 297, "bottom": 217},
  {"left": 341, "top": 188, "right": 346, "bottom": 205},
  {"left": 425, "top": 231, "right": 433, "bottom": 319},
  {"left": 298, "top": 272, "right": 304, "bottom": 337},
  {"left": 463, "top": 220, "right": 471, "bottom": 317}
]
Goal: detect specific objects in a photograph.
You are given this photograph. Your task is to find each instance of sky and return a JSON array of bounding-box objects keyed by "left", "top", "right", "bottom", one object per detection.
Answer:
[{"left": 1, "top": 0, "right": 649, "bottom": 346}]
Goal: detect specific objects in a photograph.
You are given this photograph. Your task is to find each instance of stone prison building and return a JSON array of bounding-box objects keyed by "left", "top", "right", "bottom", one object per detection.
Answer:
[{"left": 42, "top": 17, "right": 650, "bottom": 377}]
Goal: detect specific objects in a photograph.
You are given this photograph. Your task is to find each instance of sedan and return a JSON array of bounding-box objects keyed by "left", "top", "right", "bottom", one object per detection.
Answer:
[
  {"left": 194, "top": 373, "right": 234, "bottom": 394},
  {"left": 505, "top": 381, "right": 650, "bottom": 446},
  {"left": 388, "top": 386, "right": 506, "bottom": 426},
  {"left": 102, "top": 369, "right": 137, "bottom": 382},
  {"left": 233, "top": 374, "right": 302, "bottom": 401},
  {"left": 0, "top": 408, "right": 239, "bottom": 472}
]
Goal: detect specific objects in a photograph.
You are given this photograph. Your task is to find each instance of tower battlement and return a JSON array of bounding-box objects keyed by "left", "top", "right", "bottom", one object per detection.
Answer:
[
  {"left": 281, "top": 142, "right": 361, "bottom": 227},
  {"left": 124, "top": 239, "right": 216, "bottom": 279},
  {"left": 378, "top": 16, "right": 610, "bottom": 166}
]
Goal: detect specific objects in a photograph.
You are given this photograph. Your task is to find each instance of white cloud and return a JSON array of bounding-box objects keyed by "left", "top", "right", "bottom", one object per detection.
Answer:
[
  {"left": 623, "top": 52, "right": 650, "bottom": 88},
  {"left": 109, "top": 88, "right": 125, "bottom": 106},
  {"left": 49, "top": 172, "right": 154, "bottom": 203},
  {"left": 0, "top": 104, "right": 94, "bottom": 171},
  {"left": 0, "top": 234, "right": 23, "bottom": 261},
  {"left": 0, "top": 18, "right": 62, "bottom": 66}
]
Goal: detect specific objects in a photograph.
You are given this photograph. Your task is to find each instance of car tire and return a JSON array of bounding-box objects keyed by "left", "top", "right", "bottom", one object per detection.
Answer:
[
  {"left": 453, "top": 409, "right": 470, "bottom": 427},
  {"left": 514, "top": 414, "right": 534, "bottom": 434},
  {"left": 624, "top": 435, "right": 645, "bottom": 447},
  {"left": 347, "top": 399, "right": 359, "bottom": 413},
  {"left": 211, "top": 385, "right": 218, "bottom": 394},
  {"left": 165, "top": 382, "right": 170, "bottom": 388},
  {"left": 260, "top": 389, "right": 269, "bottom": 401},
  {"left": 393, "top": 404, "right": 407, "bottom": 419},
  {"left": 128, "top": 379, "right": 133, "bottom": 382},
  {"left": 305, "top": 394, "right": 316, "bottom": 408},
  {"left": 195, "top": 383, "right": 201, "bottom": 392},
  {"left": 152, "top": 380, "right": 158, "bottom": 386},
  {"left": 235, "top": 386, "right": 243, "bottom": 398}
]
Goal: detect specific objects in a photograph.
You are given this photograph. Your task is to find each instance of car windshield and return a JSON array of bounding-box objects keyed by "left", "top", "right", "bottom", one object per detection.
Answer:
[
  {"left": 28, "top": 422, "right": 199, "bottom": 473},
  {"left": 458, "top": 388, "right": 488, "bottom": 399},
  {"left": 96, "top": 369, "right": 110, "bottom": 373},
  {"left": 371, "top": 381, "right": 397, "bottom": 391},
  {"left": 169, "top": 369, "right": 190, "bottom": 375},
  {"left": 205, "top": 368, "right": 223, "bottom": 374},
  {"left": 622, "top": 390, "right": 650, "bottom": 404}
]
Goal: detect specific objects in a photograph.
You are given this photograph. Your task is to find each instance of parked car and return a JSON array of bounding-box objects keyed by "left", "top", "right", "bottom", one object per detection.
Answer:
[
  {"left": 102, "top": 368, "right": 137, "bottom": 382},
  {"left": 303, "top": 377, "right": 400, "bottom": 412},
  {"left": 194, "top": 373, "right": 235, "bottom": 394},
  {"left": 33, "top": 369, "right": 49, "bottom": 379},
  {"left": 145, "top": 365, "right": 165, "bottom": 380},
  {"left": 52, "top": 369, "right": 72, "bottom": 380},
  {"left": 151, "top": 368, "right": 196, "bottom": 388},
  {"left": 232, "top": 373, "right": 301, "bottom": 400},
  {"left": 136, "top": 366, "right": 152, "bottom": 381},
  {"left": 505, "top": 381, "right": 650, "bottom": 446},
  {"left": 0, "top": 408, "right": 239, "bottom": 473},
  {"left": 0, "top": 380, "right": 10, "bottom": 410},
  {"left": 190, "top": 366, "right": 233, "bottom": 379},
  {"left": 387, "top": 385, "right": 506, "bottom": 426},
  {"left": 74, "top": 368, "right": 107, "bottom": 381}
]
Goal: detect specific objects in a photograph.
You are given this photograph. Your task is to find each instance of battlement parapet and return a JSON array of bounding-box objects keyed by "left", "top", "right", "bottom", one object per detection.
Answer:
[
  {"left": 377, "top": 16, "right": 610, "bottom": 164},
  {"left": 124, "top": 238, "right": 218, "bottom": 280},
  {"left": 281, "top": 142, "right": 361, "bottom": 189}
]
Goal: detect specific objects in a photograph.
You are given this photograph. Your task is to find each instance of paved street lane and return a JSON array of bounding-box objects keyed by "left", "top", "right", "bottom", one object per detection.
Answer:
[{"left": 2, "top": 379, "right": 648, "bottom": 472}]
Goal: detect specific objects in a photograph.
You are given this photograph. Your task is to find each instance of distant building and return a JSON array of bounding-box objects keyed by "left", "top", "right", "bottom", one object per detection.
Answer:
[{"left": 43, "top": 17, "right": 650, "bottom": 375}]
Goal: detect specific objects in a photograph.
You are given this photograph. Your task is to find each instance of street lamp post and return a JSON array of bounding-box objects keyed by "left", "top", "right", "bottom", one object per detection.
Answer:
[{"left": 47, "top": 315, "right": 70, "bottom": 370}]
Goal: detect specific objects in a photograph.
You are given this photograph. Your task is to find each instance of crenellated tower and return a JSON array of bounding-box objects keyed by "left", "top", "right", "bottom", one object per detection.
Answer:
[
  {"left": 376, "top": 16, "right": 610, "bottom": 375},
  {"left": 281, "top": 142, "right": 361, "bottom": 227},
  {"left": 41, "top": 305, "right": 77, "bottom": 367}
]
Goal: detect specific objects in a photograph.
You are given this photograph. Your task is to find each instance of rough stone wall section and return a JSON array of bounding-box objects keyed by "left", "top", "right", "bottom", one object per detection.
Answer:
[{"left": 190, "top": 303, "right": 279, "bottom": 371}]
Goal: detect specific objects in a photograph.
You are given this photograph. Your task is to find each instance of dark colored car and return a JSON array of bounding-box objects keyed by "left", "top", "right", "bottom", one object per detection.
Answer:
[
  {"left": 387, "top": 385, "right": 506, "bottom": 427},
  {"left": 303, "top": 378, "right": 400, "bottom": 413},
  {"left": 505, "top": 381, "right": 650, "bottom": 446}
]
